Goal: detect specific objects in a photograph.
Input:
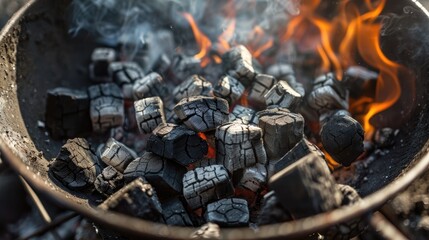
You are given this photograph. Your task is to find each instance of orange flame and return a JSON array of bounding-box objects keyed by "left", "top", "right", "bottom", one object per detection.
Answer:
[
  {"left": 283, "top": 0, "right": 402, "bottom": 139},
  {"left": 182, "top": 13, "right": 212, "bottom": 67},
  {"left": 246, "top": 26, "right": 274, "bottom": 60}
]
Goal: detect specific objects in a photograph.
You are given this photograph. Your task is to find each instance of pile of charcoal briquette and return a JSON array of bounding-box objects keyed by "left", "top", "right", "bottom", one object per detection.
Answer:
[{"left": 45, "top": 44, "right": 371, "bottom": 238}]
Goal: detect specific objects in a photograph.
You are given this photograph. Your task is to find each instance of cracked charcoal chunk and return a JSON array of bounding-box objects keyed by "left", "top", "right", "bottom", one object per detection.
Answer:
[
  {"left": 88, "top": 83, "right": 124, "bottom": 133},
  {"left": 108, "top": 61, "right": 144, "bottom": 86},
  {"left": 146, "top": 123, "right": 208, "bottom": 166},
  {"left": 229, "top": 105, "right": 259, "bottom": 125},
  {"left": 94, "top": 166, "right": 124, "bottom": 197},
  {"left": 269, "top": 138, "right": 325, "bottom": 177},
  {"left": 264, "top": 80, "right": 302, "bottom": 110},
  {"left": 49, "top": 138, "right": 100, "bottom": 191},
  {"left": 222, "top": 45, "right": 256, "bottom": 87},
  {"left": 172, "top": 54, "right": 201, "bottom": 81},
  {"left": 173, "top": 75, "right": 213, "bottom": 102},
  {"left": 204, "top": 198, "right": 249, "bottom": 227},
  {"left": 213, "top": 75, "right": 245, "bottom": 104},
  {"left": 191, "top": 223, "right": 220, "bottom": 239},
  {"left": 132, "top": 72, "right": 168, "bottom": 100},
  {"left": 257, "top": 191, "right": 293, "bottom": 225},
  {"left": 258, "top": 107, "right": 304, "bottom": 160},
  {"left": 324, "top": 184, "right": 367, "bottom": 239},
  {"left": 215, "top": 122, "right": 267, "bottom": 173},
  {"left": 162, "top": 198, "right": 193, "bottom": 226},
  {"left": 319, "top": 109, "right": 351, "bottom": 126},
  {"left": 247, "top": 74, "right": 277, "bottom": 109},
  {"left": 174, "top": 96, "right": 229, "bottom": 132},
  {"left": 89, "top": 48, "right": 116, "bottom": 82},
  {"left": 123, "top": 152, "right": 185, "bottom": 198},
  {"left": 100, "top": 138, "right": 137, "bottom": 173},
  {"left": 183, "top": 165, "right": 234, "bottom": 210},
  {"left": 45, "top": 88, "right": 91, "bottom": 139},
  {"left": 238, "top": 163, "right": 267, "bottom": 193},
  {"left": 99, "top": 178, "right": 163, "bottom": 222},
  {"left": 269, "top": 153, "right": 342, "bottom": 219},
  {"left": 134, "top": 97, "right": 166, "bottom": 134},
  {"left": 307, "top": 73, "right": 349, "bottom": 115},
  {"left": 320, "top": 115, "right": 364, "bottom": 167},
  {"left": 343, "top": 66, "right": 378, "bottom": 98}
]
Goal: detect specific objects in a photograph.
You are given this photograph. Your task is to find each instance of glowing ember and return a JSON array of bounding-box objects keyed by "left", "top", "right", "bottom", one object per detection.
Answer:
[
  {"left": 182, "top": 13, "right": 213, "bottom": 67},
  {"left": 198, "top": 132, "right": 216, "bottom": 158}
]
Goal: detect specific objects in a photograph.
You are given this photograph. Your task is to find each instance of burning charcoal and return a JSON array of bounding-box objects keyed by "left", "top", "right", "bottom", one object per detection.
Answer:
[
  {"left": 215, "top": 122, "right": 267, "bottom": 173},
  {"left": 257, "top": 191, "right": 293, "bottom": 226},
  {"left": 49, "top": 138, "right": 100, "bottom": 191},
  {"left": 88, "top": 83, "right": 124, "bottom": 133},
  {"left": 89, "top": 48, "right": 116, "bottom": 82},
  {"left": 264, "top": 80, "right": 302, "bottom": 110},
  {"left": 319, "top": 109, "right": 351, "bottom": 126},
  {"left": 204, "top": 198, "right": 249, "bottom": 227},
  {"left": 307, "top": 73, "right": 349, "bottom": 115},
  {"left": 324, "top": 184, "right": 366, "bottom": 239},
  {"left": 134, "top": 97, "right": 166, "bottom": 134},
  {"left": 247, "top": 74, "right": 277, "bottom": 108},
  {"left": 374, "top": 128, "right": 398, "bottom": 148},
  {"left": 146, "top": 123, "right": 208, "bottom": 166},
  {"left": 229, "top": 105, "right": 259, "bottom": 125},
  {"left": 100, "top": 138, "right": 137, "bottom": 173},
  {"left": 45, "top": 88, "right": 91, "bottom": 139},
  {"left": 99, "top": 178, "right": 163, "bottom": 222},
  {"left": 258, "top": 107, "right": 305, "bottom": 160},
  {"left": 172, "top": 54, "right": 201, "bottom": 81},
  {"left": 213, "top": 75, "right": 245, "bottom": 104},
  {"left": 222, "top": 45, "right": 256, "bottom": 87},
  {"left": 238, "top": 163, "right": 267, "bottom": 193},
  {"left": 108, "top": 61, "right": 144, "bottom": 86},
  {"left": 174, "top": 96, "right": 229, "bottom": 132},
  {"left": 162, "top": 198, "right": 193, "bottom": 226},
  {"left": 269, "top": 153, "right": 342, "bottom": 219},
  {"left": 132, "top": 72, "right": 168, "bottom": 100},
  {"left": 94, "top": 166, "right": 124, "bottom": 197},
  {"left": 123, "top": 152, "right": 185, "bottom": 197},
  {"left": 183, "top": 165, "right": 234, "bottom": 210},
  {"left": 191, "top": 223, "right": 220, "bottom": 239},
  {"left": 266, "top": 63, "right": 294, "bottom": 80},
  {"left": 172, "top": 75, "right": 213, "bottom": 102},
  {"left": 320, "top": 115, "right": 364, "bottom": 167},
  {"left": 269, "top": 138, "right": 325, "bottom": 177},
  {"left": 343, "top": 66, "right": 378, "bottom": 98}
]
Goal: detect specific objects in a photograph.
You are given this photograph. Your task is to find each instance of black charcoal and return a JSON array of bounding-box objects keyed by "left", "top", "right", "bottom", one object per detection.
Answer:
[
  {"left": 183, "top": 165, "right": 234, "bottom": 210},
  {"left": 49, "top": 138, "right": 100, "bottom": 191},
  {"left": 172, "top": 75, "right": 212, "bottom": 102},
  {"left": 320, "top": 115, "right": 364, "bottom": 167},
  {"left": 319, "top": 109, "right": 351, "bottom": 126},
  {"left": 269, "top": 153, "right": 342, "bottom": 219},
  {"left": 172, "top": 54, "right": 201, "bottom": 81},
  {"left": 146, "top": 123, "right": 208, "bottom": 166},
  {"left": 88, "top": 83, "right": 124, "bottom": 133},
  {"left": 213, "top": 75, "right": 245, "bottom": 104},
  {"left": 89, "top": 48, "right": 116, "bottom": 82},
  {"left": 132, "top": 72, "right": 168, "bottom": 100},
  {"left": 123, "top": 152, "right": 185, "bottom": 197},
  {"left": 99, "top": 178, "right": 163, "bottom": 222},
  {"left": 215, "top": 122, "right": 267, "bottom": 173},
  {"left": 45, "top": 88, "right": 91, "bottom": 139},
  {"left": 247, "top": 74, "right": 277, "bottom": 108},
  {"left": 204, "top": 198, "right": 249, "bottom": 227},
  {"left": 229, "top": 105, "right": 259, "bottom": 125},
  {"left": 108, "top": 61, "right": 144, "bottom": 86},
  {"left": 222, "top": 45, "right": 256, "bottom": 87},
  {"left": 94, "top": 166, "right": 124, "bottom": 197},
  {"left": 100, "top": 138, "right": 137, "bottom": 173},
  {"left": 264, "top": 80, "right": 302, "bottom": 110},
  {"left": 134, "top": 97, "right": 166, "bottom": 134},
  {"left": 162, "top": 198, "right": 193, "bottom": 226},
  {"left": 238, "top": 163, "right": 267, "bottom": 193},
  {"left": 174, "top": 96, "right": 229, "bottom": 132},
  {"left": 258, "top": 107, "right": 304, "bottom": 160},
  {"left": 257, "top": 191, "right": 293, "bottom": 226},
  {"left": 307, "top": 73, "right": 349, "bottom": 115},
  {"left": 269, "top": 138, "right": 325, "bottom": 177}
]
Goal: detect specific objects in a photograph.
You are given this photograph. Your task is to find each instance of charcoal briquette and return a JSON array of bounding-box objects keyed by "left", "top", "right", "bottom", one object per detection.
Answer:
[
  {"left": 264, "top": 80, "right": 302, "bottom": 110},
  {"left": 172, "top": 75, "right": 213, "bottom": 102},
  {"left": 100, "top": 138, "right": 137, "bottom": 173},
  {"left": 89, "top": 48, "right": 116, "bottom": 82},
  {"left": 247, "top": 74, "right": 277, "bottom": 109},
  {"left": 229, "top": 105, "right": 259, "bottom": 125},
  {"left": 108, "top": 61, "right": 144, "bottom": 86},
  {"left": 213, "top": 75, "right": 245, "bottom": 104},
  {"left": 134, "top": 96, "right": 166, "bottom": 134},
  {"left": 257, "top": 191, "right": 293, "bottom": 226},
  {"left": 132, "top": 72, "right": 168, "bottom": 100},
  {"left": 222, "top": 45, "right": 256, "bottom": 87},
  {"left": 162, "top": 198, "right": 194, "bottom": 226},
  {"left": 204, "top": 198, "right": 249, "bottom": 227},
  {"left": 172, "top": 54, "right": 201, "bottom": 81},
  {"left": 94, "top": 166, "right": 124, "bottom": 197}
]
